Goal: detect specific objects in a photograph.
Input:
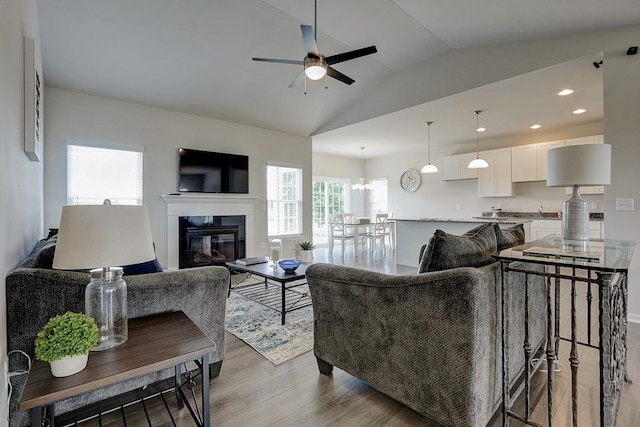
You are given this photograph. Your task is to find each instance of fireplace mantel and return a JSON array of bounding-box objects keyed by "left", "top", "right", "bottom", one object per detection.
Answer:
[{"left": 162, "top": 194, "right": 257, "bottom": 270}]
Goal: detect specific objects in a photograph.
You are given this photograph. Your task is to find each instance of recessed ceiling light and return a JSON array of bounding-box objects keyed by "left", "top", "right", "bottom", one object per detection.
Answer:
[
  {"left": 558, "top": 89, "right": 574, "bottom": 96},
  {"left": 530, "top": 124, "right": 542, "bottom": 129},
  {"left": 573, "top": 108, "right": 587, "bottom": 114},
  {"left": 476, "top": 127, "right": 486, "bottom": 132}
]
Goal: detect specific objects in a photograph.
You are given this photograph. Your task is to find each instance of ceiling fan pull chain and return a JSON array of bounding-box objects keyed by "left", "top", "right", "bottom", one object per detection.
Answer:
[
  {"left": 325, "top": 71, "right": 328, "bottom": 89},
  {"left": 304, "top": 73, "right": 308, "bottom": 95}
]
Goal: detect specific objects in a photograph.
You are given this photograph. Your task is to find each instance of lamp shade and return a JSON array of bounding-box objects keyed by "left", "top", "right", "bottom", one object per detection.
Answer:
[
  {"left": 53, "top": 205, "right": 155, "bottom": 269},
  {"left": 547, "top": 144, "right": 611, "bottom": 187}
]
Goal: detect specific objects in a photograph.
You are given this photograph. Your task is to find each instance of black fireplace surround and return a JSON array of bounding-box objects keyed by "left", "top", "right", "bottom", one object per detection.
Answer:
[{"left": 179, "top": 215, "right": 246, "bottom": 269}]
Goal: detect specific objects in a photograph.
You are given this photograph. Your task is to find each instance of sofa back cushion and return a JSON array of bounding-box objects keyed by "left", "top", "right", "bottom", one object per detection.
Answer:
[
  {"left": 494, "top": 223, "right": 525, "bottom": 252},
  {"left": 418, "top": 223, "right": 498, "bottom": 273}
]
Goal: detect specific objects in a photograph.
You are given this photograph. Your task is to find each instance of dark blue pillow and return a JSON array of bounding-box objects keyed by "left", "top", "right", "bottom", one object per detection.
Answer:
[{"left": 122, "top": 258, "right": 163, "bottom": 276}]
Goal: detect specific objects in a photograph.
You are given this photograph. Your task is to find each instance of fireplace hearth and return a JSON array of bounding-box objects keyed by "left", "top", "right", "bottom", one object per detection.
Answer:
[{"left": 179, "top": 216, "right": 246, "bottom": 268}]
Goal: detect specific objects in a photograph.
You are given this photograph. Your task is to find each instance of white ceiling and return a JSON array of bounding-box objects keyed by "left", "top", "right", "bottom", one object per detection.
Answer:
[{"left": 36, "top": 1, "right": 640, "bottom": 157}]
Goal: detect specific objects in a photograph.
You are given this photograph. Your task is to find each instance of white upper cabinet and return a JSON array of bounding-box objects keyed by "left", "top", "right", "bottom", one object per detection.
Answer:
[
  {"left": 536, "top": 140, "right": 566, "bottom": 181},
  {"left": 441, "top": 153, "right": 478, "bottom": 181},
  {"left": 512, "top": 140, "right": 565, "bottom": 182},
  {"left": 511, "top": 145, "right": 537, "bottom": 182},
  {"left": 478, "top": 148, "right": 513, "bottom": 197}
]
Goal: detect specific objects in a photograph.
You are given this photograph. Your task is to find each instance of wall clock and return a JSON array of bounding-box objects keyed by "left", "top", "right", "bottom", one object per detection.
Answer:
[{"left": 400, "top": 169, "right": 421, "bottom": 192}]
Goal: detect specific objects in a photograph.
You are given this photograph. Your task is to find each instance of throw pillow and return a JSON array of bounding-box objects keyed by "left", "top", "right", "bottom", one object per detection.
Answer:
[
  {"left": 36, "top": 234, "right": 163, "bottom": 275},
  {"left": 34, "top": 235, "right": 58, "bottom": 269},
  {"left": 494, "top": 223, "right": 525, "bottom": 252},
  {"left": 418, "top": 223, "right": 498, "bottom": 273},
  {"left": 122, "top": 258, "right": 163, "bottom": 275}
]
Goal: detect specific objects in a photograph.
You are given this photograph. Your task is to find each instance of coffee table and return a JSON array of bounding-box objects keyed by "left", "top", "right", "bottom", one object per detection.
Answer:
[
  {"left": 226, "top": 261, "right": 312, "bottom": 325},
  {"left": 19, "top": 311, "right": 215, "bottom": 427}
]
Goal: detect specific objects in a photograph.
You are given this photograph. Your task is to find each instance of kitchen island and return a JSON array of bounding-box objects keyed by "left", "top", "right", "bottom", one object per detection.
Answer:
[{"left": 396, "top": 218, "right": 532, "bottom": 268}]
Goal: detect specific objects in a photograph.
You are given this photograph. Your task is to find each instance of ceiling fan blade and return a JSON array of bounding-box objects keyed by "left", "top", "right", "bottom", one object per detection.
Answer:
[
  {"left": 301, "top": 25, "right": 320, "bottom": 57},
  {"left": 327, "top": 67, "right": 355, "bottom": 85},
  {"left": 252, "top": 57, "right": 304, "bottom": 65},
  {"left": 326, "top": 46, "right": 377, "bottom": 65},
  {"left": 288, "top": 71, "right": 305, "bottom": 88}
]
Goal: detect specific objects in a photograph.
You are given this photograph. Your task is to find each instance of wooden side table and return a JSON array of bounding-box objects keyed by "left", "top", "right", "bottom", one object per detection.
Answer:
[{"left": 19, "top": 311, "right": 216, "bottom": 427}]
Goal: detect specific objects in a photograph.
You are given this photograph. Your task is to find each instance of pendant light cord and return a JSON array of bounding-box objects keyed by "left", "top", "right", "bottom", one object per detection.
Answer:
[
  {"left": 426, "top": 121, "right": 433, "bottom": 163},
  {"left": 475, "top": 110, "right": 482, "bottom": 159}
]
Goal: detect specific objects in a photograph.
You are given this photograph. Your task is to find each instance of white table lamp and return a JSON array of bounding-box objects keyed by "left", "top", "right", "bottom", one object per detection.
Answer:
[
  {"left": 53, "top": 202, "right": 156, "bottom": 351},
  {"left": 547, "top": 144, "right": 611, "bottom": 247}
]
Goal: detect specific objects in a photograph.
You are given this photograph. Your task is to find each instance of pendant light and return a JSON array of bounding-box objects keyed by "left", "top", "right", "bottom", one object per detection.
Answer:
[
  {"left": 420, "top": 121, "right": 439, "bottom": 174},
  {"left": 351, "top": 146, "right": 373, "bottom": 191},
  {"left": 468, "top": 110, "right": 489, "bottom": 169}
]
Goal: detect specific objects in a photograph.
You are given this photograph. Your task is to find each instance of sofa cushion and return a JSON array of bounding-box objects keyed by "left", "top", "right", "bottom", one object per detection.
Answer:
[
  {"left": 418, "top": 223, "right": 498, "bottom": 273},
  {"left": 494, "top": 223, "right": 525, "bottom": 252}
]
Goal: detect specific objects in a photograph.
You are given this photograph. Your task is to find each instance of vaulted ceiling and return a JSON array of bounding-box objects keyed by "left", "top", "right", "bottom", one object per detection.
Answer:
[{"left": 37, "top": 1, "right": 640, "bottom": 157}]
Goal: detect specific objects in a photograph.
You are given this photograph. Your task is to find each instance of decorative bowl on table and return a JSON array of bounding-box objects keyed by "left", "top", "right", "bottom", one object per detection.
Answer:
[{"left": 278, "top": 259, "right": 301, "bottom": 273}]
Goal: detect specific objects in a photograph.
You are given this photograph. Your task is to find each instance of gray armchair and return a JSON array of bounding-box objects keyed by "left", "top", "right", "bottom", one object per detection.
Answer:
[{"left": 306, "top": 260, "right": 546, "bottom": 426}]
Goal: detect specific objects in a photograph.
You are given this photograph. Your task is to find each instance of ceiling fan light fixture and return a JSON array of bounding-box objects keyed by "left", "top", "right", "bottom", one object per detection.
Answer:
[{"left": 304, "top": 57, "right": 327, "bottom": 80}]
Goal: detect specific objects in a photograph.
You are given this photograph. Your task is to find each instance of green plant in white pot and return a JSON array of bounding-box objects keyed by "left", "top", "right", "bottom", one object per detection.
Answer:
[
  {"left": 35, "top": 312, "right": 100, "bottom": 377},
  {"left": 298, "top": 241, "right": 315, "bottom": 263}
]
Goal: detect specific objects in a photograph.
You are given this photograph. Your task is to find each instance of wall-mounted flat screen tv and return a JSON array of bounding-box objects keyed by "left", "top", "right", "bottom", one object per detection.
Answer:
[{"left": 178, "top": 148, "right": 249, "bottom": 194}]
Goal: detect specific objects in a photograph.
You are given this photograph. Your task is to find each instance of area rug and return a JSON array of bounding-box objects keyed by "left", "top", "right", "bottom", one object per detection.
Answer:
[{"left": 225, "top": 274, "right": 314, "bottom": 365}]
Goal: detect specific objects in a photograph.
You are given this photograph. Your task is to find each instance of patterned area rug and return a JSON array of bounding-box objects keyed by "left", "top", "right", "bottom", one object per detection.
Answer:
[{"left": 225, "top": 274, "right": 314, "bottom": 365}]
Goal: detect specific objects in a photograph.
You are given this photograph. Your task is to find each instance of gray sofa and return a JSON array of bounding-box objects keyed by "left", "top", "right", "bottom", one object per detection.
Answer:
[
  {"left": 6, "top": 235, "right": 229, "bottom": 426},
  {"left": 306, "top": 223, "right": 546, "bottom": 426}
]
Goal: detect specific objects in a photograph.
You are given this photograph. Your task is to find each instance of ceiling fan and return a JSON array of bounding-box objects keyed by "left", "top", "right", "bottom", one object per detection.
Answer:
[{"left": 252, "top": 0, "right": 377, "bottom": 90}]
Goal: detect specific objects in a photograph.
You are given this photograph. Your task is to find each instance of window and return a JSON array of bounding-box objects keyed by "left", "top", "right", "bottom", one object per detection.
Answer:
[
  {"left": 67, "top": 144, "right": 143, "bottom": 205},
  {"left": 267, "top": 165, "right": 303, "bottom": 237},
  {"left": 312, "top": 178, "right": 349, "bottom": 245},
  {"left": 368, "top": 178, "right": 388, "bottom": 216}
]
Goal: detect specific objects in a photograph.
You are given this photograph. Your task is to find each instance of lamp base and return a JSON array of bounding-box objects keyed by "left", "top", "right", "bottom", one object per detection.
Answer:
[
  {"left": 86, "top": 267, "right": 128, "bottom": 351},
  {"left": 561, "top": 185, "right": 589, "bottom": 245}
]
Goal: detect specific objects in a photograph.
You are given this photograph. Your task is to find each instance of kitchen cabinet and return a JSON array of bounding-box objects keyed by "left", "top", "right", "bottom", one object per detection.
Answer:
[
  {"left": 478, "top": 148, "right": 513, "bottom": 197},
  {"left": 441, "top": 153, "right": 478, "bottom": 181},
  {"left": 511, "top": 140, "right": 566, "bottom": 182},
  {"left": 511, "top": 145, "right": 537, "bottom": 182},
  {"left": 530, "top": 220, "right": 604, "bottom": 241}
]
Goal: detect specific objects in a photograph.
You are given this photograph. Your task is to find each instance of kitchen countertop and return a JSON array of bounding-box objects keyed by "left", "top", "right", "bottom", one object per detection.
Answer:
[
  {"left": 475, "top": 211, "right": 604, "bottom": 221},
  {"left": 396, "top": 217, "right": 532, "bottom": 224}
]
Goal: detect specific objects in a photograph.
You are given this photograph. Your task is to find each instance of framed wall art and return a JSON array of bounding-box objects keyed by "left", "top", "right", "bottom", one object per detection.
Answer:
[{"left": 24, "top": 36, "right": 43, "bottom": 162}]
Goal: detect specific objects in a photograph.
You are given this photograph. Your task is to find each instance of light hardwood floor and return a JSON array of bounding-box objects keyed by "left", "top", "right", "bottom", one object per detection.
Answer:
[{"left": 79, "top": 246, "right": 640, "bottom": 426}]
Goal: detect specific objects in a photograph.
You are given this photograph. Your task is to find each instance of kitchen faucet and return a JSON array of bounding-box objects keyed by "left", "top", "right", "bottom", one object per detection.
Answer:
[{"left": 538, "top": 205, "right": 544, "bottom": 217}]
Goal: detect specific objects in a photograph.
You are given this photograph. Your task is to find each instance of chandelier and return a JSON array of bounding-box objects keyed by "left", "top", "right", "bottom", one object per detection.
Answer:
[{"left": 351, "top": 146, "right": 373, "bottom": 191}]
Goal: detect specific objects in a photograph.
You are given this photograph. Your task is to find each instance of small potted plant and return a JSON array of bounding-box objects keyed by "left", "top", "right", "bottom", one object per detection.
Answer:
[
  {"left": 35, "top": 312, "right": 100, "bottom": 377},
  {"left": 298, "top": 241, "right": 315, "bottom": 263}
]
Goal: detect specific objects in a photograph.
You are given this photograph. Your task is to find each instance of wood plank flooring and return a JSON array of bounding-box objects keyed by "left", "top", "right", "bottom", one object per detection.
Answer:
[{"left": 69, "top": 247, "right": 640, "bottom": 426}]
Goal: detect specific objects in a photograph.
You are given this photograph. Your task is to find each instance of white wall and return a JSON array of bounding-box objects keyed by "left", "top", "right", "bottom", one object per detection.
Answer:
[
  {"left": 43, "top": 88, "right": 312, "bottom": 266},
  {"left": 602, "top": 41, "right": 640, "bottom": 320},
  {"left": 0, "top": 0, "right": 44, "bottom": 423}
]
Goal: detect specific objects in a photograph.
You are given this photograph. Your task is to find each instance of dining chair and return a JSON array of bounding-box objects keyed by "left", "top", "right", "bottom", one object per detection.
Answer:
[
  {"left": 362, "top": 213, "right": 388, "bottom": 254},
  {"left": 328, "top": 214, "right": 356, "bottom": 255}
]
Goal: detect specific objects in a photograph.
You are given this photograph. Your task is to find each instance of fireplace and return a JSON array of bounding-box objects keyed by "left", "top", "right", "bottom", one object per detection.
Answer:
[
  {"left": 179, "top": 216, "right": 246, "bottom": 268},
  {"left": 162, "top": 194, "right": 256, "bottom": 270}
]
